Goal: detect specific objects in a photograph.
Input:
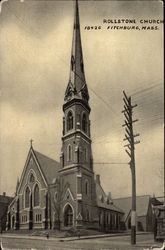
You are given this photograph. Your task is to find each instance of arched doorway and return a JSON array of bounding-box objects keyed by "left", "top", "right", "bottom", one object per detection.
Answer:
[{"left": 64, "top": 204, "right": 73, "bottom": 227}]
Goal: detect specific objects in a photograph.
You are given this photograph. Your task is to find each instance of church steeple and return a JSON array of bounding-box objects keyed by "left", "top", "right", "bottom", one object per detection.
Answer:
[
  {"left": 59, "top": 1, "right": 96, "bottom": 229},
  {"left": 61, "top": 0, "right": 92, "bottom": 171},
  {"left": 64, "top": 0, "right": 89, "bottom": 103}
]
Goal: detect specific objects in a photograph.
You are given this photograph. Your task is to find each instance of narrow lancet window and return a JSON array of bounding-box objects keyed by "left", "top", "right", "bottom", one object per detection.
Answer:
[
  {"left": 67, "top": 111, "right": 73, "bottom": 131},
  {"left": 34, "top": 184, "right": 39, "bottom": 207},
  {"left": 67, "top": 145, "right": 72, "bottom": 162},
  {"left": 25, "top": 186, "right": 30, "bottom": 208},
  {"left": 82, "top": 113, "right": 87, "bottom": 133}
]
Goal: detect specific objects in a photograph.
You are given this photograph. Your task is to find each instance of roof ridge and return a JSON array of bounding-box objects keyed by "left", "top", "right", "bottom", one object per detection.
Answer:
[
  {"left": 95, "top": 180, "right": 107, "bottom": 197},
  {"left": 34, "top": 150, "right": 60, "bottom": 164},
  {"left": 33, "top": 149, "right": 61, "bottom": 185},
  {"left": 114, "top": 194, "right": 151, "bottom": 200},
  {"left": 0, "top": 195, "right": 13, "bottom": 198}
]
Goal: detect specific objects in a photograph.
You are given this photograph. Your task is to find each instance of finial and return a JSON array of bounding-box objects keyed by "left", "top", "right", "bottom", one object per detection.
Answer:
[{"left": 30, "top": 139, "right": 33, "bottom": 147}]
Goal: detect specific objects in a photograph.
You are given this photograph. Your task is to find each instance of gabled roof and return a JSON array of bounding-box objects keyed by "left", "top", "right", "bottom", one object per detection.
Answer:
[
  {"left": 17, "top": 147, "right": 61, "bottom": 193},
  {"left": 95, "top": 181, "right": 124, "bottom": 213},
  {"left": 113, "top": 195, "right": 151, "bottom": 221},
  {"left": 150, "top": 197, "right": 163, "bottom": 206},
  {"left": 0, "top": 195, "right": 13, "bottom": 205},
  {"left": 34, "top": 150, "right": 61, "bottom": 185}
]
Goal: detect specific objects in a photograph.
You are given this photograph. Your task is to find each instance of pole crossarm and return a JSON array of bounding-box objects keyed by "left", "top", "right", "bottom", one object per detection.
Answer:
[
  {"left": 125, "top": 127, "right": 131, "bottom": 137},
  {"left": 123, "top": 98, "right": 130, "bottom": 109},
  {"left": 132, "top": 119, "right": 139, "bottom": 124},
  {"left": 124, "top": 112, "right": 131, "bottom": 123},
  {"left": 123, "top": 135, "right": 131, "bottom": 143},
  {"left": 124, "top": 133, "right": 140, "bottom": 142},
  {"left": 122, "top": 103, "right": 137, "bottom": 113},
  {"left": 134, "top": 133, "right": 140, "bottom": 138},
  {"left": 134, "top": 140, "right": 140, "bottom": 145},
  {"left": 123, "top": 90, "right": 130, "bottom": 103},
  {"left": 122, "top": 121, "right": 131, "bottom": 127},
  {"left": 123, "top": 105, "right": 130, "bottom": 115},
  {"left": 122, "top": 90, "right": 140, "bottom": 245},
  {"left": 125, "top": 149, "right": 131, "bottom": 158}
]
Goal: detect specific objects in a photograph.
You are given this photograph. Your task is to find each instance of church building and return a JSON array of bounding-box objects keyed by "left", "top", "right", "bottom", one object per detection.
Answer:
[{"left": 6, "top": 0, "right": 123, "bottom": 232}]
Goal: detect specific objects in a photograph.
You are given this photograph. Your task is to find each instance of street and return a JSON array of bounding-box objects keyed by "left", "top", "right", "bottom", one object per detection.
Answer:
[{"left": 0, "top": 233, "right": 162, "bottom": 250}]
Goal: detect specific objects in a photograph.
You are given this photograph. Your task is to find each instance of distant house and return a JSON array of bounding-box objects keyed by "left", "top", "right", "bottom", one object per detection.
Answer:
[
  {"left": 113, "top": 195, "right": 162, "bottom": 232},
  {"left": 153, "top": 203, "right": 165, "bottom": 240},
  {"left": 95, "top": 175, "right": 124, "bottom": 232},
  {"left": 0, "top": 193, "right": 13, "bottom": 231}
]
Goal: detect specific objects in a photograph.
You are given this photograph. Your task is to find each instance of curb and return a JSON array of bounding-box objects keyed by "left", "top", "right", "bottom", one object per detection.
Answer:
[
  {"left": 1, "top": 232, "right": 152, "bottom": 242},
  {"left": 59, "top": 232, "right": 152, "bottom": 242}
]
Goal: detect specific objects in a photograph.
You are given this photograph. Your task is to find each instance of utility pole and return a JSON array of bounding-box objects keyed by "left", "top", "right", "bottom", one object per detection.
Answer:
[{"left": 122, "top": 90, "right": 140, "bottom": 245}]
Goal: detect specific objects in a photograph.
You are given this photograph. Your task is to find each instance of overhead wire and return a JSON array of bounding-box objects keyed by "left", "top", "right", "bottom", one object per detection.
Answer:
[
  {"left": 129, "top": 80, "right": 163, "bottom": 96},
  {"left": 131, "top": 83, "right": 163, "bottom": 97},
  {"left": 3, "top": 2, "right": 163, "bottom": 150}
]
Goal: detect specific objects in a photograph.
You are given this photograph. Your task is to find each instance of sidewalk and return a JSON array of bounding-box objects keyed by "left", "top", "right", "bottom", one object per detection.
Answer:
[
  {"left": 0, "top": 231, "right": 151, "bottom": 242},
  {"left": 60, "top": 231, "right": 151, "bottom": 241},
  {"left": 1, "top": 233, "right": 163, "bottom": 250}
]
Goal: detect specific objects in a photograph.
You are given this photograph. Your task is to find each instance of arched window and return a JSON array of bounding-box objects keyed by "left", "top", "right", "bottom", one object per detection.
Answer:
[
  {"left": 85, "top": 179, "right": 89, "bottom": 195},
  {"left": 25, "top": 186, "right": 30, "bottom": 208},
  {"left": 29, "top": 173, "right": 35, "bottom": 183},
  {"left": 34, "top": 184, "right": 39, "bottom": 207},
  {"left": 64, "top": 204, "right": 73, "bottom": 227},
  {"left": 67, "top": 145, "right": 72, "bottom": 162},
  {"left": 82, "top": 113, "right": 87, "bottom": 133},
  {"left": 67, "top": 111, "right": 73, "bottom": 131}
]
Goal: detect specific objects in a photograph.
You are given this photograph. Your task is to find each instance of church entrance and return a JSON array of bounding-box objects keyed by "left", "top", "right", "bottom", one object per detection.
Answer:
[{"left": 64, "top": 204, "right": 73, "bottom": 227}]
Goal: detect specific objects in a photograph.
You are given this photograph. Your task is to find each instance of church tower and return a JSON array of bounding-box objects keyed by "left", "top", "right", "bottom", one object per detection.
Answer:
[{"left": 59, "top": 0, "right": 97, "bottom": 229}]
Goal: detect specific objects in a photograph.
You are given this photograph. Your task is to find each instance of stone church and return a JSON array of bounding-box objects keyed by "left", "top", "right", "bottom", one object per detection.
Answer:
[{"left": 6, "top": 0, "right": 123, "bottom": 232}]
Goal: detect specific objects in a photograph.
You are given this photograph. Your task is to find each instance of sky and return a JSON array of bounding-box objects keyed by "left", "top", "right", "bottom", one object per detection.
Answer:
[{"left": 0, "top": 0, "right": 164, "bottom": 199}]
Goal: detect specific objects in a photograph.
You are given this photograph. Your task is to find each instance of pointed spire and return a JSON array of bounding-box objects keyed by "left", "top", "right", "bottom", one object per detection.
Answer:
[
  {"left": 30, "top": 139, "right": 33, "bottom": 148},
  {"left": 16, "top": 177, "right": 20, "bottom": 194},
  {"left": 65, "top": 0, "right": 89, "bottom": 103}
]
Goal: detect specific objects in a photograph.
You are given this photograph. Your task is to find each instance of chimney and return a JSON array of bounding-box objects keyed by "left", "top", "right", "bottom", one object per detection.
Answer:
[
  {"left": 108, "top": 192, "right": 111, "bottom": 199},
  {"left": 3, "top": 192, "right": 6, "bottom": 196},
  {"left": 96, "top": 175, "right": 100, "bottom": 185},
  {"left": 107, "top": 192, "right": 113, "bottom": 204}
]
